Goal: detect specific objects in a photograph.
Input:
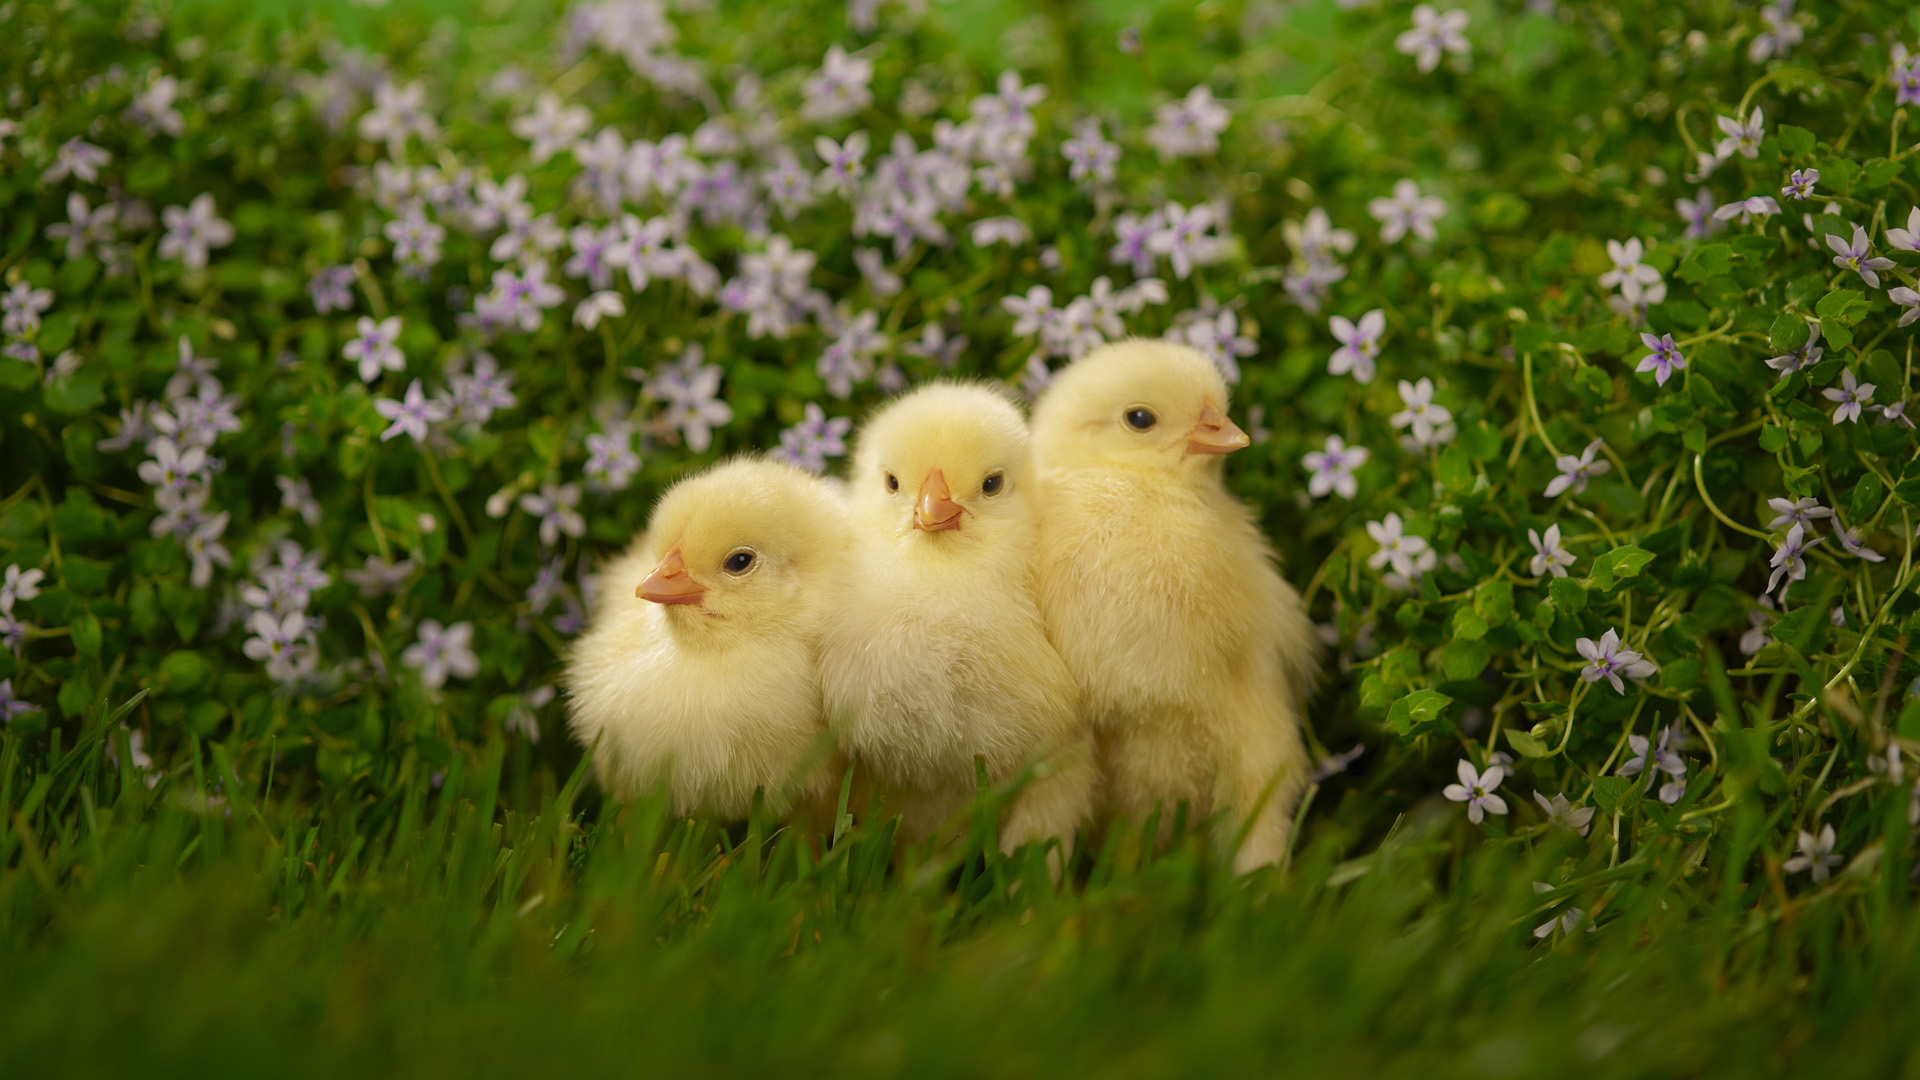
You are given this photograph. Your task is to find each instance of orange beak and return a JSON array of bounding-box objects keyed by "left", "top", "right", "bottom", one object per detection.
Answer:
[
  {"left": 637, "top": 548, "right": 705, "bottom": 606},
  {"left": 913, "top": 469, "right": 964, "bottom": 531},
  {"left": 1186, "top": 403, "right": 1250, "bottom": 456}
]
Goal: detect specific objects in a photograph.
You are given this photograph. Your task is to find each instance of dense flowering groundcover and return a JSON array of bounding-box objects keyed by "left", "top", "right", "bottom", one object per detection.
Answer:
[{"left": 6, "top": 0, "right": 1920, "bottom": 1069}]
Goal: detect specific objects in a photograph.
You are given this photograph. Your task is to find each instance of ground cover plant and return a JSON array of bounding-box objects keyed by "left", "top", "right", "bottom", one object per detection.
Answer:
[{"left": 4, "top": 0, "right": 1920, "bottom": 1073}]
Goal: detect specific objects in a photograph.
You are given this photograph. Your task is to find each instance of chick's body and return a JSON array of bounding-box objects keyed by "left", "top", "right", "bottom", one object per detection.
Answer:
[
  {"left": 1032, "top": 340, "right": 1318, "bottom": 873},
  {"left": 820, "top": 383, "right": 1092, "bottom": 852},
  {"left": 566, "top": 458, "right": 849, "bottom": 822}
]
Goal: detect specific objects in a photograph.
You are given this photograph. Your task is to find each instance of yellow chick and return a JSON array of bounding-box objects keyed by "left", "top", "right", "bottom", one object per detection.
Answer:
[
  {"left": 819, "top": 382, "right": 1093, "bottom": 861},
  {"left": 1030, "top": 340, "right": 1319, "bottom": 873},
  {"left": 566, "top": 457, "right": 850, "bottom": 826}
]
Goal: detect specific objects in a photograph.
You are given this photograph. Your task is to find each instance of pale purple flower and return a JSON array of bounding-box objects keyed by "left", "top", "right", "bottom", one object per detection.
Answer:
[
  {"left": 42, "top": 138, "right": 111, "bottom": 184},
  {"left": 1366, "top": 512, "right": 1430, "bottom": 578},
  {"left": 1441, "top": 759, "right": 1507, "bottom": 824},
  {"left": 1636, "top": 332, "right": 1687, "bottom": 386},
  {"left": 854, "top": 248, "right": 903, "bottom": 297},
  {"left": 447, "top": 352, "right": 518, "bottom": 425},
  {"left": 773, "top": 403, "right": 853, "bottom": 473},
  {"left": 1532, "top": 884, "right": 1589, "bottom": 939},
  {"left": 1395, "top": 6, "right": 1470, "bottom": 72},
  {"left": 1675, "top": 188, "right": 1722, "bottom": 239},
  {"left": 573, "top": 290, "right": 626, "bottom": 329},
  {"left": 1146, "top": 85, "right": 1231, "bottom": 159},
  {"left": 1741, "top": 596, "right": 1777, "bottom": 655},
  {"left": 1764, "top": 321, "right": 1822, "bottom": 377},
  {"left": 1782, "top": 824, "right": 1842, "bottom": 882},
  {"left": 1714, "top": 108, "right": 1765, "bottom": 160},
  {"left": 309, "top": 265, "right": 356, "bottom": 314},
  {"left": 1390, "top": 378, "right": 1452, "bottom": 447},
  {"left": 125, "top": 73, "right": 185, "bottom": 136},
  {"left": 519, "top": 483, "right": 586, "bottom": 548},
  {"left": 903, "top": 322, "right": 969, "bottom": 369},
  {"left": 802, "top": 45, "right": 874, "bottom": 123},
  {"left": 1310, "top": 744, "right": 1366, "bottom": 783},
  {"left": 1182, "top": 309, "right": 1257, "bottom": 383},
  {"left": 1749, "top": 1, "right": 1803, "bottom": 61},
  {"left": 1712, "top": 195, "right": 1780, "bottom": 225},
  {"left": 1533, "top": 792, "right": 1595, "bottom": 836},
  {"left": 1896, "top": 58, "right": 1920, "bottom": 109},
  {"left": 1528, "top": 524, "right": 1576, "bottom": 578},
  {"left": 511, "top": 93, "right": 591, "bottom": 164},
  {"left": 45, "top": 193, "right": 118, "bottom": 261},
  {"left": 375, "top": 379, "right": 449, "bottom": 444},
  {"left": 1109, "top": 210, "right": 1163, "bottom": 277},
  {"left": 1892, "top": 287, "right": 1920, "bottom": 328},
  {"left": 276, "top": 476, "right": 323, "bottom": 528},
  {"left": 1368, "top": 180, "right": 1446, "bottom": 244},
  {"left": 243, "top": 610, "right": 312, "bottom": 684},
  {"left": 583, "top": 423, "right": 641, "bottom": 493},
  {"left": 1781, "top": 168, "right": 1819, "bottom": 201},
  {"left": 357, "top": 81, "right": 439, "bottom": 154},
  {"left": 137, "top": 436, "right": 210, "bottom": 505},
  {"left": 1061, "top": 117, "right": 1120, "bottom": 184},
  {"left": 1146, "top": 202, "right": 1222, "bottom": 280},
  {"left": 1599, "top": 238, "right": 1662, "bottom": 305},
  {"left": 1577, "top": 628, "right": 1657, "bottom": 694},
  {"left": 184, "top": 511, "right": 232, "bottom": 588},
  {"left": 0, "top": 565, "right": 44, "bottom": 614},
  {"left": 1, "top": 281, "right": 54, "bottom": 337},
  {"left": 1822, "top": 368, "right": 1875, "bottom": 424},
  {"left": 385, "top": 208, "right": 446, "bottom": 274},
  {"left": 1767, "top": 522, "right": 1822, "bottom": 594},
  {"left": 1765, "top": 496, "right": 1831, "bottom": 534},
  {"left": 505, "top": 685, "right": 554, "bottom": 744},
  {"left": 0, "top": 679, "right": 40, "bottom": 724},
  {"left": 1328, "top": 309, "right": 1385, "bottom": 383},
  {"left": 1837, "top": 525, "right": 1886, "bottom": 563},
  {"left": 157, "top": 194, "right": 235, "bottom": 271},
  {"left": 1886, "top": 207, "right": 1920, "bottom": 251},
  {"left": 1544, "top": 439, "right": 1610, "bottom": 498},
  {"left": 813, "top": 131, "right": 869, "bottom": 196},
  {"left": 1826, "top": 226, "right": 1895, "bottom": 289},
  {"left": 1002, "top": 286, "right": 1057, "bottom": 339},
  {"left": 401, "top": 619, "right": 480, "bottom": 690},
  {"left": 343, "top": 316, "right": 405, "bottom": 383},
  {"left": 1303, "top": 436, "right": 1368, "bottom": 500}
]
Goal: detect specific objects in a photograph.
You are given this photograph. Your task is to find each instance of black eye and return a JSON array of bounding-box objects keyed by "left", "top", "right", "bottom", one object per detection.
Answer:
[
  {"left": 886, "top": 473, "right": 899, "bottom": 492},
  {"left": 724, "top": 551, "right": 755, "bottom": 574},
  {"left": 982, "top": 473, "right": 1004, "bottom": 496},
  {"left": 1125, "top": 408, "right": 1157, "bottom": 431}
]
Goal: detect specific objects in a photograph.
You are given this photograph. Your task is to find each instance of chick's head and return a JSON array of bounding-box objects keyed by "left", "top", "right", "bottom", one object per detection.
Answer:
[
  {"left": 850, "top": 382, "right": 1034, "bottom": 551},
  {"left": 633, "top": 457, "right": 845, "bottom": 638},
  {"left": 1032, "top": 339, "right": 1248, "bottom": 478}
]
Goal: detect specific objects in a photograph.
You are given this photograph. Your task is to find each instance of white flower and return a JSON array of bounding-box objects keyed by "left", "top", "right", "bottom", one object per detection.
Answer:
[
  {"left": 1394, "top": 5, "right": 1470, "bottom": 73},
  {"left": 511, "top": 93, "right": 591, "bottom": 164},
  {"left": 1599, "top": 238, "right": 1663, "bottom": 306},
  {"left": 157, "top": 194, "right": 235, "bottom": 271},
  {"left": 1576, "top": 628, "right": 1656, "bottom": 694},
  {"left": 1532, "top": 791, "right": 1595, "bottom": 836},
  {"left": 1441, "top": 759, "right": 1507, "bottom": 823},
  {"left": 1782, "top": 824, "right": 1842, "bottom": 882},
  {"left": 1146, "top": 85, "right": 1231, "bottom": 159},
  {"left": 1366, "top": 512, "right": 1430, "bottom": 579},
  {"left": 401, "top": 619, "right": 480, "bottom": 690},
  {"left": 1713, "top": 108, "right": 1765, "bottom": 160},
  {"left": 1389, "top": 378, "right": 1452, "bottom": 448},
  {"left": 573, "top": 290, "right": 626, "bottom": 329},
  {"left": 1527, "top": 524, "right": 1575, "bottom": 578},
  {"left": 1544, "top": 439, "right": 1610, "bottom": 497},
  {"left": 1303, "top": 436, "right": 1369, "bottom": 500},
  {"left": 1368, "top": 180, "right": 1446, "bottom": 244}
]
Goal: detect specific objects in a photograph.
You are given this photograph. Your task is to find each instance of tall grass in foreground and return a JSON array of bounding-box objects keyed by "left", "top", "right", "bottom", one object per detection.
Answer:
[{"left": 2, "top": 692, "right": 1914, "bottom": 1077}]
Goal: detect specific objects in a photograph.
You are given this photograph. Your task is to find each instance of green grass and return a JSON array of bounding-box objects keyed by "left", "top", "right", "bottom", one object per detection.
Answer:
[{"left": 3, "top": 720, "right": 1916, "bottom": 1077}]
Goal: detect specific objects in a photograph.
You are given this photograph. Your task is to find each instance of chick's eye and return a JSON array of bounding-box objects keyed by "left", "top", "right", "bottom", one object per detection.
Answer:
[
  {"left": 724, "top": 552, "right": 755, "bottom": 574},
  {"left": 885, "top": 473, "right": 899, "bottom": 493},
  {"left": 981, "top": 473, "right": 1004, "bottom": 496},
  {"left": 1125, "top": 408, "right": 1157, "bottom": 431}
]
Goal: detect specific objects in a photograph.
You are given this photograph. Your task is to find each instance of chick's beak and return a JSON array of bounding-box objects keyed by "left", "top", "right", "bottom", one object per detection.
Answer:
[
  {"left": 637, "top": 548, "right": 705, "bottom": 606},
  {"left": 1186, "top": 404, "right": 1250, "bottom": 456},
  {"left": 914, "top": 469, "right": 964, "bottom": 531}
]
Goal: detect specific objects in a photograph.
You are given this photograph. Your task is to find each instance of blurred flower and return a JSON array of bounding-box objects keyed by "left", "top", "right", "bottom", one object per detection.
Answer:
[
  {"left": 1533, "top": 792, "right": 1595, "bottom": 836},
  {"left": 573, "top": 290, "right": 626, "bottom": 329},
  {"left": 1714, "top": 108, "right": 1764, "bottom": 160},
  {"left": 42, "top": 137, "right": 111, "bottom": 184},
  {"left": 511, "top": 93, "right": 590, "bottom": 163},
  {"left": 505, "top": 685, "right": 555, "bottom": 744},
  {"left": 125, "top": 72, "right": 185, "bottom": 136},
  {"left": 1310, "top": 744, "right": 1366, "bottom": 783},
  {"left": 519, "top": 483, "right": 586, "bottom": 547},
  {"left": 1577, "top": 629, "right": 1656, "bottom": 694},
  {"left": 1390, "top": 378, "right": 1452, "bottom": 447},
  {"left": 158, "top": 194, "right": 235, "bottom": 271},
  {"left": 45, "top": 193, "right": 118, "bottom": 261},
  {"left": 1147, "top": 202, "right": 1223, "bottom": 279},
  {"left": 773, "top": 403, "right": 852, "bottom": 473},
  {"left": 308, "top": 265, "right": 357, "bottom": 314},
  {"left": 243, "top": 611, "right": 313, "bottom": 685},
  {"left": 1600, "top": 239, "right": 1662, "bottom": 306},
  {"left": 814, "top": 131, "right": 869, "bottom": 196},
  {"left": 344, "top": 316, "right": 406, "bottom": 383},
  {"left": 1713, "top": 195, "right": 1780, "bottom": 225},
  {"left": 1636, "top": 332, "right": 1687, "bottom": 386},
  {"left": 1887, "top": 207, "right": 1920, "bottom": 251},
  {"left": 1368, "top": 179, "right": 1445, "bottom": 244},
  {"left": 1062, "top": 117, "right": 1120, "bottom": 184},
  {"left": 0, "top": 679, "right": 40, "bottom": 724},
  {"left": 1182, "top": 309, "right": 1256, "bottom": 383},
  {"left": 1527, "top": 524, "right": 1575, "bottom": 578},
  {"left": 1395, "top": 6, "right": 1470, "bottom": 73},
  {"left": 802, "top": 45, "right": 874, "bottom": 123},
  {"left": 1328, "top": 309, "right": 1385, "bottom": 383},
  {"left": 1544, "top": 439, "right": 1610, "bottom": 497},
  {"left": 1783, "top": 824, "right": 1842, "bottom": 882},
  {"left": 358, "top": 81, "right": 439, "bottom": 154},
  {"left": 971, "top": 216, "right": 1031, "bottom": 247},
  {"left": 344, "top": 555, "right": 415, "bottom": 598},
  {"left": 1675, "top": 188, "right": 1722, "bottom": 239},
  {"left": 1892, "top": 287, "right": 1920, "bottom": 327},
  {"left": 276, "top": 476, "right": 324, "bottom": 527},
  {"left": 1146, "top": 85, "right": 1230, "bottom": 159},
  {"left": 1764, "top": 322, "right": 1821, "bottom": 378},
  {"left": 1836, "top": 525, "right": 1885, "bottom": 563},
  {"left": 1748, "top": 1, "right": 1803, "bottom": 61},
  {"left": 1365, "top": 512, "right": 1429, "bottom": 578},
  {"left": 374, "top": 379, "right": 449, "bottom": 444},
  {"left": 401, "top": 620, "right": 480, "bottom": 690},
  {"left": 2, "top": 281, "right": 54, "bottom": 337},
  {"left": 1441, "top": 759, "right": 1507, "bottom": 823},
  {"left": 1303, "top": 436, "right": 1368, "bottom": 500},
  {"left": 1767, "top": 523, "right": 1821, "bottom": 594},
  {"left": 1822, "top": 368, "right": 1875, "bottom": 424},
  {"left": 1, "top": 565, "right": 44, "bottom": 614},
  {"left": 1740, "top": 595, "right": 1777, "bottom": 655}
]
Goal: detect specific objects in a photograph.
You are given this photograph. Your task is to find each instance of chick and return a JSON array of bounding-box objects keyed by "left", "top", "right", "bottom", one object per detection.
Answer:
[
  {"left": 1030, "top": 339, "right": 1319, "bottom": 873},
  {"left": 819, "top": 382, "right": 1093, "bottom": 861},
  {"left": 566, "top": 457, "right": 850, "bottom": 826}
]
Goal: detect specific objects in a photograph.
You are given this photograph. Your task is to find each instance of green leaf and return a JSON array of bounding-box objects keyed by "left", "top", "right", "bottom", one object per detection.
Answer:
[
  {"left": 1815, "top": 288, "right": 1870, "bottom": 327},
  {"left": 1436, "top": 445, "right": 1473, "bottom": 492},
  {"left": 1548, "top": 576, "right": 1586, "bottom": 613},
  {"left": 1441, "top": 638, "right": 1492, "bottom": 681},
  {"left": 154, "top": 650, "right": 212, "bottom": 696},
  {"left": 1385, "top": 689, "right": 1453, "bottom": 737},
  {"left": 1777, "top": 124, "right": 1816, "bottom": 157},
  {"left": 1459, "top": 420, "right": 1501, "bottom": 462},
  {"left": 1768, "top": 313, "right": 1810, "bottom": 354},
  {"left": 1473, "top": 579, "right": 1514, "bottom": 626},
  {"left": 1850, "top": 472, "right": 1886, "bottom": 521},
  {"left": 1590, "top": 775, "right": 1633, "bottom": 814},
  {"left": 1659, "top": 657, "right": 1701, "bottom": 692},
  {"left": 1586, "top": 545, "right": 1655, "bottom": 593},
  {"left": 1504, "top": 728, "right": 1549, "bottom": 758},
  {"left": 1451, "top": 606, "right": 1490, "bottom": 641},
  {"left": 1675, "top": 244, "right": 1732, "bottom": 283},
  {"left": 1759, "top": 423, "right": 1788, "bottom": 453},
  {"left": 71, "top": 613, "right": 102, "bottom": 658}
]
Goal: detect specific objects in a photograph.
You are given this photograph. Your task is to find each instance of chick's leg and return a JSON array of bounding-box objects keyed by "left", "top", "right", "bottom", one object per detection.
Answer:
[
  {"left": 998, "top": 734, "right": 1097, "bottom": 878},
  {"left": 1217, "top": 679, "right": 1312, "bottom": 874}
]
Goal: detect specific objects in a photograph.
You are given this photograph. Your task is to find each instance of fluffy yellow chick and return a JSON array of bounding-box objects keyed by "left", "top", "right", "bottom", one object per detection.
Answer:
[
  {"left": 1030, "top": 339, "right": 1319, "bottom": 873},
  {"left": 819, "top": 382, "right": 1093, "bottom": 861},
  {"left": 566, "top": 457, "right": 849, "bottom": 825}
]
